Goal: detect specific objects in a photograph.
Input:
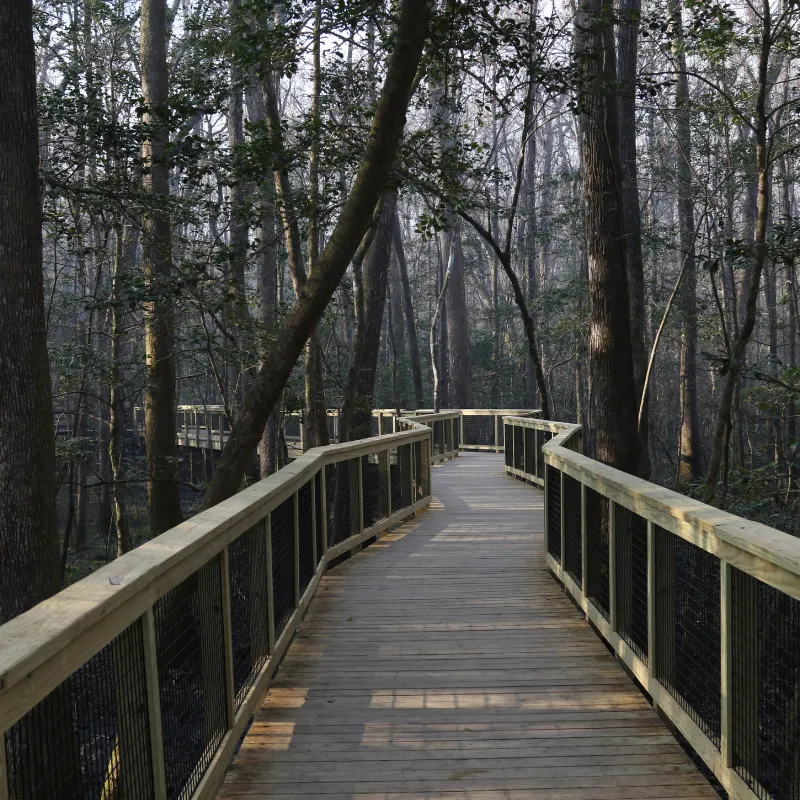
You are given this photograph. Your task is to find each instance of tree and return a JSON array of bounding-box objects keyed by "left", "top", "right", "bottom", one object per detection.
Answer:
[
  {"left": 203, "top": 0, "right": 432, "bottom": 506},
  {"left": 574, "top": 0, "right": 640, "bottom": 472},
  {"left": 0, "top": 0, "right": 60, "bottom": 622}
]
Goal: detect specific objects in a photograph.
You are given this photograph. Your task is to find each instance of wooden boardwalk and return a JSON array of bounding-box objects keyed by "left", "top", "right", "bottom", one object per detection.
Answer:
[{"left": 219, "top": 453, "right": 718, "bottom": 799}]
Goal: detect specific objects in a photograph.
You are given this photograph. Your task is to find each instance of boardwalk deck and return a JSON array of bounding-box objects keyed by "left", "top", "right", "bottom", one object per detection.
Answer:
[{"left": 219, "top": 453, "right": 718, "bottom": 799}]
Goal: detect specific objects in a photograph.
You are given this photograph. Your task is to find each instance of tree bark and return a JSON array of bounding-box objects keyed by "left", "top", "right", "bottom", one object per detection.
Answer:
[
  {"left": 203, "top": 0, "right": 430, "bottom": 506},
  {"left": 141, "top": 0, "right": 183, "bottom": 534},
  {"left": 0, "top": 0, "right": 60, "bottom": 622},
  {"left": 617, "top": 0, "right": 651, "bottom": 477},
  {"left": 393, "top": 212, "right": 424, "bottom": 408},
  {"left": 443, "top": 227, "right": 475, "bottom": 407},
  {"left": 574, "top": 0, "right": 640, "bottom": 472},
  {"left": 669, "top": 0, "right": 703, "bottom": 484}
]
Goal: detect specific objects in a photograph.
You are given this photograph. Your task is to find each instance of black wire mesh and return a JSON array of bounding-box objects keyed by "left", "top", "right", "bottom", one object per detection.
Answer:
[
  {"left": 654, "top": 527, "right": 721, "bottom": 745},
  {"left": 271, "top": 495, "right": 297, "bottom": 639},
  {"left": 154, "top": 557, "right": 227, "bottom": 800},
  {"left": 413, "top": 440, "right": 428, "bottom": 500},
  {"left": 443, "top": 419, "right": 452, "bottom": 453},
  {"left": 537, "top": 430, "right": 552, "bottom": 479},
  {"left": 513, "top": 426, "right": 524, "bottom": 470},
  {"left": 504, "top": 425, "right": 513, "bottom": 467},
  {"left": 370, "top": 415, "right": 379, "bottom": 436},
  {"left": 361, "top": 455, "right": 383, "bottom": 529},
  {"left": 433, "top": 421, "right": 443, "bottom": 455},
  {"left": 453, "top": 419, "right": 460, "bottom": 450},
  {"left": 614, "top": 505, "right": 649, "bottom": 663},
  {"left": 463, "top": 414, "right": 494, "bottom": 446},
  {"left": 524, "top": 428, "right": 535, "bottom": 476},
  {"left": 298, "top": 481, "right": 315, "bottom": 596},
  {"left": 4, "top": 619, "right": 153, "bottom": 800},
  {"left": 497, "top": 418, "right": 505, "bottom": 446},
  {"left": 326, "top": 460, "right": 352, "bottom": 546},
  {"left": 546, "top": 465, "right": 561, "bottom": 561},
  {"left": 585, "top": 487, "right": 610, "bottom": 620},
  {"left": 314, "top": 470, "right": 325, "bottom": 562},
  {"left": 563, "top": 474, "right": 582, "bottom": 587},
  {"left": 390, "top": 445, "right": 411, "bottom": 512},
  {"left": 732, "top": 568, "right": 800, "bottom": 799},
  {"left": 228, "top": 522, "right": 269, "bottom": 710}
]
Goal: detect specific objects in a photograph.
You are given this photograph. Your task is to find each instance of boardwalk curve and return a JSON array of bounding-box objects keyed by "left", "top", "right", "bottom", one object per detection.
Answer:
[{"left": 219, "top": 453, "right": 718, "bottom": 799}]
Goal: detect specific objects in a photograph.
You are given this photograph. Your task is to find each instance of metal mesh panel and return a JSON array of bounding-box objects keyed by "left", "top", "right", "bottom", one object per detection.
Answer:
[
  {"left": 614, "top": 505, "right": 648, "bottom": 663},
  {"left": 497, "top": 417, "right": 505, "bottom": 446},
  {"left": 391, "top": 444, "right": 412, "bottom": 512},
  {"left": 546, "top": 466, "right": 561, "bottom": 560},
  {"left": 655, "top": 527, "right": 720, "bottom": 745},
  {"left": 370, "top": 416, "right": 379, "bottom": 436},
  {"left": 4, "top": 619, "right": 153, "bottom": 800},
  {"left": 361, "top": 455, "right": 382, "bottom": 528},
  {"left": 524, "top": 428, "right": 535, "bottom": 476},
  {"left": 326, "top": 459, "right": 353, "bottom": 546},
  {"left": 563, "top": 474, "right": 582, "bottom": 587},
  {"left": 585, "top": 487, "right": 610, "bottom": 620},
  {"left": 433, "top": 421, "right": 443, "bottom": 455},
  {"left": 463, "top": 414, "right": 494, "bottom": 446},
  {"left": 453, "top": 419, "right": 460, "bottom": 449},
  {"left": 228, "top": 522, "right": 269, "bottom": 709},
  {"left": 732, "top": 568, "right": 800, "bottom": 799},
  {"left": 271, "top": 496, "right": 296, "bottom": 639},
  {"left": 412, "top": 441, "right": 425, "bottom": 500},
  {"left": 154, "top": 557, "right": 227, "bottom": 800},
  {"left": 298, "top": 481, "right": 315, "bottom": 595},
  {"left": 315, "top": 470, "right": 325, "bottom": 562},
  {"left": 537, "top": 430, "right": 552, "bottom": 478},
  {"left": 513, "top": 426, "right": 524, "bottom": 470},
  {"left": 504, "top": 425, "right": 513, "bottom": 467},
  {"left": 444, "top": 419, "right": 452, "bottom": 453}
]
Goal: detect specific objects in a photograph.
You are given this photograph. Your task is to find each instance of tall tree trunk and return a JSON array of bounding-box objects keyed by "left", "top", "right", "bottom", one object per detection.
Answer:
[
  {"left": 617, "top": 0, "right": 650, "bottom": 476},
  {"left": 141, "top": 0, "right": 182, "bottom": 534},
  {"left": 669, "top": 0, "right": 703, "bottom": 484},
  {"left": 574, "top": 0, "right": 640, "bottom": 472},
  {"left": 436, "top": 232, "right": 450, "bottom": 408},
  {"left": 203, "top": 0, "right": 430, "bottom": 506},
  {"left": 393, "top": 212, "right": 424, "bottom": 408},
  {"left": 0, "top": 0, "right": 60, "bottom": 622},
  {"left": 443, "top": 227, "right": 474, "bottom": 407},
  {"left": 706, "top": 6, "right": 773, "bottom": 495},
  {"left": 388, "top": 246, "right": 408, "bottom": 408}
]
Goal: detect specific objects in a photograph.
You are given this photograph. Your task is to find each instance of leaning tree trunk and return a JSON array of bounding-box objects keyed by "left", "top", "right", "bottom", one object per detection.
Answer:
[
  {"left": 0, "top": 0, "right": 61, "bottom": 622},
  {"left": 617, "top": 0, "right": 651, "bottom": 477},
  {"left": 141, "top": 0, "right": 183, "bottom": 535},
  {"left": 574, "top": 0, "right": 640, "bottom": 473},
  {"left": 203, "top": 0, "right": 430, "bottom": 507}
]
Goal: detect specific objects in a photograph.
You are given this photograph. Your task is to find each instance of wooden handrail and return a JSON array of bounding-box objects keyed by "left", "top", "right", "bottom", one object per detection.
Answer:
[{"left": 503, "top": 414, "right": 800, "bottom": 800}]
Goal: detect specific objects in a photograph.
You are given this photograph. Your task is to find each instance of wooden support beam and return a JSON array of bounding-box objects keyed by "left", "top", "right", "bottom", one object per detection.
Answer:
[{"left": 142, "top": 608, "right": 167, "bottom": 800}]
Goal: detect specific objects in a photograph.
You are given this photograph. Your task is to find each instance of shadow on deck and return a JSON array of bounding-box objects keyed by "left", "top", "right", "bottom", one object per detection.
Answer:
[{"left": 219, "top": 453, "right": 718, "bottom": 799}]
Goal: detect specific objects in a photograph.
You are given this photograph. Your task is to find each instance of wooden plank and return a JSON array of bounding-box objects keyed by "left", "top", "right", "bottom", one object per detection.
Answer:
[{"left": 219, "top": 454, "right": 719, "bottom": 800}]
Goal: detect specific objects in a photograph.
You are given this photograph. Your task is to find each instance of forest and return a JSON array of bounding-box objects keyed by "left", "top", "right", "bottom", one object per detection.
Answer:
[{"left": 1, "top": 0, "right": 800, "bottom": 622}]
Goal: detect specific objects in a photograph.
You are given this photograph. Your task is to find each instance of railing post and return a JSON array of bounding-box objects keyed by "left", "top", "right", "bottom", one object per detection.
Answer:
[
  {"left": 720, "top": 561, "right": 733, "bottom": 768},
  {"left": 494, "top": 414, "right": 500, "bottom": 453},
  {"left": 142, "top": 608, "right": 168, "bottom": 800},
  {"left": 0, "top": 727, "right": 9, "bottom": 800},
  {"left": 459, "top": 413, "right": 465, "bottom": 450},
  {"left": 311, "top": 477, "right": 317, "bottom": 567},
  {"left": 358, "top": 458, "right": 365, "bottom": 533},
  {"left": 266, "top": 515, "right": 276, "bottom": 654},
  {"left": 294, "top": 491, "right": 300, "bottom": 607},
  {"left": 559, "top": 470, "right": 565, "bottom": 567},
  {"left": 220, "top": 547, "right": 236, "bottom": 727},
  {"left": 647, "top": 520, "right": 656, "bottom": 684},
  {"left": 534, "top": 428, "right": 539, "bottom": 482},
  {"left": 543, "top": 452, "right": 548, "bottom": 538},
  {"left": 382, "top": 448, "right": 391, "bottom": 517},
  {"left": 609, "top": 502, "right": 618, "bottom": 630},
  {"left": 580, "top": 483, "right": 588, "bottom": 597},
  {"left": 320, "top": 465, "right": 328, "bottom": 556}
]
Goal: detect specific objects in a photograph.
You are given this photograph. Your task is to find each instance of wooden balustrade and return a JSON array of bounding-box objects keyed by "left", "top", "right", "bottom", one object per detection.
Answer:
[
  {"left": 504, "top": 414, "right": 800, "bottom": 800},
  {"left": 0, "top": 417, "right": 437, "bottom": 800}
]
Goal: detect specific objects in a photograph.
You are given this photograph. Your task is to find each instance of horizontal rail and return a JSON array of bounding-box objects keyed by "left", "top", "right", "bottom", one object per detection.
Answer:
[
  {"left": 0, "top": 416, "right": 436, "bottom": 800},
  {"left": 504, "top": 415, "right": 800, "bottom": 800}
]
